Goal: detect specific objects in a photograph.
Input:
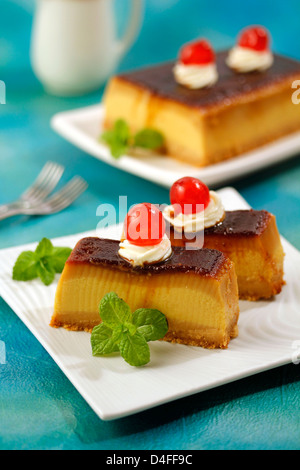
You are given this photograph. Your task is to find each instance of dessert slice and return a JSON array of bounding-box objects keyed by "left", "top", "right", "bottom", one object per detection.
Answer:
[
  {"left": 51, "top": 204, "right": 240, "bottom": 349},
  {"left": 164, "top": 177, "right": 285, "bottom": 301},
  {"left": 51, "top": 238, "right": 239, "bottom": 349},
  {"left": 103, "top": 28, "right": 300, "bottom": 167},
  {"left": 169, "top": 210, "right": 285, "bottom": 301}
]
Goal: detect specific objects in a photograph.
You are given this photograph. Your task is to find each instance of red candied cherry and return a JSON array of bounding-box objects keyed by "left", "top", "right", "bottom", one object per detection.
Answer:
[
  {"left": 170, "top": 177, "right": 210, "bottom": 216},
  {"left": 179, "top": 39, "right": 215, "bottom": 66},
  {"left": 238, "top": 26, "right": 270, "bottom": 52},
  {"left": 124, "top": 203, "right": 166, "bottom": 246}
]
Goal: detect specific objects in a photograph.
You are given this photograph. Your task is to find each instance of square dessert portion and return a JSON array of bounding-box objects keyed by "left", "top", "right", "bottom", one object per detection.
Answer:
[
  {"left": 168, "top": 210, "right": 285, "bottom": 301},
  {"left": 51, "top": 237, "right": 240, "bottom": 349},
  {"left": 103, "top": 51, "right": 300, "bottom": 167}
]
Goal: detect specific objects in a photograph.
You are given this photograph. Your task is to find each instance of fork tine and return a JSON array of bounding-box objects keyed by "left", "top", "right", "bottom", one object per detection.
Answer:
[
  {"left": 21, "top": 161, "right": 64, "bottom": 202},
  {"left": 44, "top": 177, "right": 87, "bottom": 203},
  {"left": 21, "top": 161, "right": 55, "bottom": 198},
  {"left": 31, "top": 163, "right": 65, "bottom": 202},
  {"left": 37, "top": 177, "right": 88, "bottom": 214}
]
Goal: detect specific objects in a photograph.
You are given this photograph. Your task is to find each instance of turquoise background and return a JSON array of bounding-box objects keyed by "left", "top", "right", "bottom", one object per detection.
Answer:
[{"left": 0, "top": 0, "right": 300, "bottom": 450}]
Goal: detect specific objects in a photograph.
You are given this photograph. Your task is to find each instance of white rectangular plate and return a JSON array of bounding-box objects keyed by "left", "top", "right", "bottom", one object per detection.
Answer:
[
  {"left": 51, "top": 104, "right": 300, "bottom": 188},
  {"left": 1, "top": 188, "right": 300, "bottom": 420}
]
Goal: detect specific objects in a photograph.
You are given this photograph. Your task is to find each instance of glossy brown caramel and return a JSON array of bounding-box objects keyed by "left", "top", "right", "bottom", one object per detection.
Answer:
[
  {"left": 168, "top": 210, "right": 272, "bottom": 246},
  {"left": 68, "top": 237, "right": 228, "bottom": 278},
  {"left": 116, "top": 52, "right": 300, "bottom": 111}
]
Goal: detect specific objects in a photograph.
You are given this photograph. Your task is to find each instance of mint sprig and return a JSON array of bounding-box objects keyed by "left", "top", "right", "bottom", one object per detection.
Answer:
[
  {"left": 100, "top": 119, "right": 164, "bottom": 159},
  {"left": 91, "top": 292, "right": 168, "bottom": 367},
  {"left": 12, "top": 238, "right": 72, "bottom": 286},
  {"left": 134, "top": 129, "right": 164, "bottom": 150},
  {"left": 101, "top": 119, "right": 131, "bottom": 159}
]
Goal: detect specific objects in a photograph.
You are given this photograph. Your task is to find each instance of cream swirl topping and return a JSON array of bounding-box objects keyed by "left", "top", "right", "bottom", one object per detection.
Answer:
[
  {"left": 173, "top": 63, "right": 218, "bottom": 89},
  {"left": 226, "top": 46, "right": 273, "bottom": 73},
  {"left": 119, "top": 234, "right": 172, "bottom": 267},
  {"left": 163, "top": 191, "right": 225, "bottom": 233}
]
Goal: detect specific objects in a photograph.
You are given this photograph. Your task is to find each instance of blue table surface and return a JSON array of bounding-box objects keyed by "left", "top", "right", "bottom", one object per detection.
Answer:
[{"left": 0, "top": 0, "right": 300, "bottom": 450}]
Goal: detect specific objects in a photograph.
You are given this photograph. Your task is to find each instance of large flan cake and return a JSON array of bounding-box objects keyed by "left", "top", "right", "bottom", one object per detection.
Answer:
[
  {"left": 51, "top": 203, "right": 240, "bottom": 349},
  {"left": 103, "top": 31, "right": 300, "bottom": 167}
]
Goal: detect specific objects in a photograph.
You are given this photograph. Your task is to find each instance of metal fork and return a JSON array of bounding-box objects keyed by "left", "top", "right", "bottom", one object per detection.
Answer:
[
  {"left": 22, "top": 177, "right": 88, "bottom": 215},
  {"left": 0, "top": 167, "right": 88, "bottom": 221},
  {"left": 0, "top": 161, "right": 64, "bottom": 214}
]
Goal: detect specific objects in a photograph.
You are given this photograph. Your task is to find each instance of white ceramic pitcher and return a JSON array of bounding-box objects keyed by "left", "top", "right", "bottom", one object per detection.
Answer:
[{"left": 30, "top": 0, "right": 144, "bottom": 96}]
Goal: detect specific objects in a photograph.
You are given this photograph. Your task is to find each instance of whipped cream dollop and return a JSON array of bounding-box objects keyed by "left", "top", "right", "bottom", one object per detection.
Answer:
[
  {"left": 163, "top": 191, "right": 225, "bottom": 233},
  {"left": 226, "top": 46, "right": 273, "bottom": 72},
  {"left": 173, "top": 63, "right": 218, "bottom": 89},
  {"left": 119, "top": 234, "right": 172, "bottom": 267}
]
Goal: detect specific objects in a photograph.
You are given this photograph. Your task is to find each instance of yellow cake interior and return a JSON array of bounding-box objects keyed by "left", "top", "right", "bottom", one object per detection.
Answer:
[{"left": 51, "top": 255, "right": 239, "bottom": 349}]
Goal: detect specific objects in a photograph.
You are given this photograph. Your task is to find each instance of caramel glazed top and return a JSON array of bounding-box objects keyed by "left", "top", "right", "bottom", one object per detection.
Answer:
[
  {"left": 115, "top": 51, "right": 300, "bottom": 111},
  {"left": 67, "top": 237, "right": 231, "bottom": 278},
  {"left": 204, "top": 210, "right": 271, "bottom": 237},
  {"left": 166, "top": 210, "right": 271, "bottom": 237},
  {"left": 67, "top": 210, "right": 270, "bottom": 275}
]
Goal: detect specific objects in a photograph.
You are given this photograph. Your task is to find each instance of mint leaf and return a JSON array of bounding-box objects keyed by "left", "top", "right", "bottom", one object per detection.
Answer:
[
  {"left": 100, "top": 119, "right": 165, "bottom": 159},
  {"left": 114, "top": 119, "right": 130, "bottom": 143},
  {"left": 37, "top": 259, "right": 56, "bottom": 286},
  {"left": 12, "top": 238, "right": 72, "bottom": 286},
  {"left": 134, "top": 129, "right": 164, "bottom": 150},
  {"left": 91, "top": 324, "right": 122, "bottom": 356},
  {"left": 12, "top": 251, "right": 39, "bottom": 281},
  {"left": 51, "top": 247, "right": 72, "bottom": 273},
  {"left": 119, "top": 331, "right": 150, "bottom": 367},
  {"left": 110, "top": 141, "right": 128, "bottom": 159},
  {"left": 91, "top": 293, "right": 168, "bottom": 367},
  {"left": 35, "top": 237, "right": 53, "bottom": 258},
  {"left": 132, "top": 308, "right": 168, "bottom": 342},
  {"left": 99, "top": 292, "right": 131, "bottom": 328},
  {"left": 101, "top": 119, "right": 130, "bottom": 159},
  {"left": 101, "top": 128, "right": 115, "bottom": 144}
]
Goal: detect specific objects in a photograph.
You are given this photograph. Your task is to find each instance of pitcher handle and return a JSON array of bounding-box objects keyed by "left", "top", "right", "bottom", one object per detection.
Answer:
[{"left": 117, "top": 0, "right": 144, "bottom": 57}]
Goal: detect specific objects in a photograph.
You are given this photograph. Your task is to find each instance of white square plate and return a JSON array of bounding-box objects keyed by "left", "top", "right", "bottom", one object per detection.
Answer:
[
  {"left": 0, "top": 188, "right": 300, "bottom": 420},
  {"left": 51, "top": 104, "right": 300, "bottom": 188}
]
